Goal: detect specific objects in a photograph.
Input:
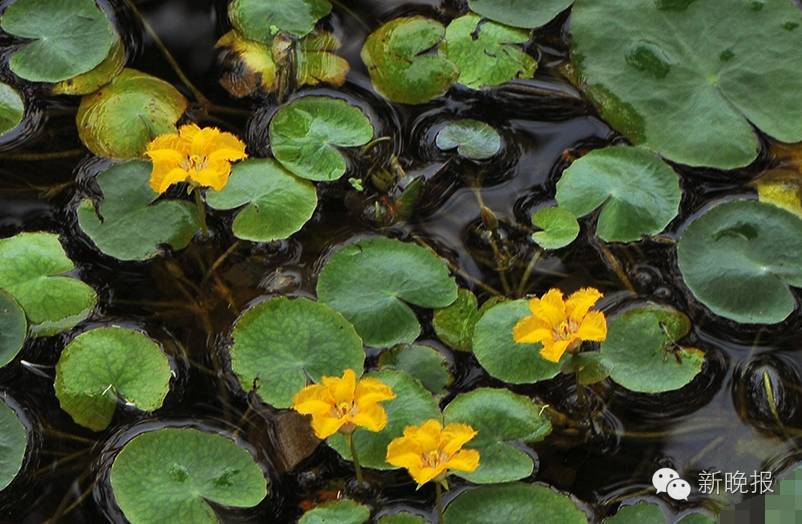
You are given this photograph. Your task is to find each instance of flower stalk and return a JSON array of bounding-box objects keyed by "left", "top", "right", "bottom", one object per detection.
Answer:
[
  {"left": 345, "top": 432, "right": 364, "bottom": 484},
  {"left": 193, "top": 189, "right": 208, "bottom": 237}
]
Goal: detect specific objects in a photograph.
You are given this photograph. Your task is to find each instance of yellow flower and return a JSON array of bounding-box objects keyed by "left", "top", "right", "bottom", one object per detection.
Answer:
[
  {"left": 145, "top": 124, "right": 247, "bottom": 193},
  {"left": 513, "top": 287, "right": 607, "bottom": 363},
  {"left": 386, "top": 419, "right": 480, "bottom": 487},
  {"left": 292, "top": 369, "right": 396, "bottom": 440}
]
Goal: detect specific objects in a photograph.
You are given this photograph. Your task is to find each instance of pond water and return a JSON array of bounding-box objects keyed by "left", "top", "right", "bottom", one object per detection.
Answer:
[{"left": 0, "top": 0, "right": 799, "bottom": 522}]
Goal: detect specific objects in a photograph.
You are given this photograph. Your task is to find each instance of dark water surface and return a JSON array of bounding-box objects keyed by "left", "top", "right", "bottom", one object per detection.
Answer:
[{"left": 0, "top": 0, "right": 799, "bottom": 522}]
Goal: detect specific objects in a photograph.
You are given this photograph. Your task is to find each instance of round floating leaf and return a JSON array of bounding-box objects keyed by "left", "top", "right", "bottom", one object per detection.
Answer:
[
  {"left": 299, "top": 500, "right": 370, "bottom": 524},
  {"left": 472, "top": 300, "right": 563, "bottom": 384},
  {"left": 228, "top": 0, "right": 332, "bottom": 40},
  {"left": 604, "top": 502, "right": 665, "bottom": 524},
  {"left": 444, "top": 483, "right": 588, "bottom": 524},
  {"left": 571, "top": 0, "right": 802, "bottom": 169},
  {"left": 206, "top": 158, "right": 317, "bottom": 242},
  {"left": 52, "top": 38, "right": 126, "bottom": 96},
  {"left": 269, "top": 96, "right": 373, "bottom": 181},
  {"left": 0, "top": 232, "right": 96, "bottom": 336},
  {"left": 110, "top": 427, "right": 268, "bottom": 524},
  {"left": 329, "top": 370, "right": 441, "bottom": 470},
  {"left": 601, "top": 304, "right": 704, "bottom": 393},
  {"left": 468, "top": 0, "right": 573, "bottom": 29},
  {"left": 379, "top": 344, "right": 452, "bottom": 395},
  {"left": 753, "top": 169, "right": 802, "bottom": 219},
  {"left": 444, "top": 388, "right": 551, "bottom": 484},
  {"left": 436, "top": 119, "right": 502, "bottom": 160},
  {"left": 677, "top": 200, "right": 802, "bottom": 324},
  {"left": 677, "top": 515, "right": 715, "bottom": 524},
  {"left": 0, "top": 0, "right": 115, "bottom": 83},
  {"left": 361, "top": 16, "right": 459, "bottom": 105},
  {"left": 54, "top": 327, "right": 172, "bottom": 431},
  {"left": 566, "top": 352, "right": 610, "bottom": 386},
  {"left": 433, "top": 288, "right": 485, "bottom": 352},
  {"left": 77, "top": 68, "right": 188, "bottom": 159},
  {"left": 77, "top": 161, "right": 200, "bottom": 261},
  {"left": 440, "top": 14, "right": 536, "bottom": 90},
  {"left": 0, "top": 291, "right": 26, "bottom": 368},
  {"left": 556, "top": 146, "right": 681, "bottom": 243},
  {"left": 317, "top": 237, "right": 458, "bottom": 348},
  {"left": 531, "top": 207, "right": 580, "bottom": 250},
  {"left": 0, "top": 397, "right": 27, "bottom": 491},
  {"left": 228, "top": 297, "right": 364, "bottom": 408},
  {"left": 0, "top": 83, "right": 24, "bottom": 136},
  {"left": 378, "top": 513, "right": 428, "bottom": 524}
]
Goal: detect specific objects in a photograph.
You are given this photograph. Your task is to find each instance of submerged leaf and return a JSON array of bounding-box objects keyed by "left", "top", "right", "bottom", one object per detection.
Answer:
[
  {"left": 52, "top": 37, "right": 126, "bottom": 96},
  {"left": 0, "top": 397, "right": 27, "bottom": 491},
  {"left": 110, "top": 427, "right": 267, "bottom": 524},
  {"left": 228, "top": 0, "right": 332, "bottom": 40},
  {"left": 362, "top": 16, "right": 459, "bottom": 105},
  {"left": 0, "top": 83, "right": 24, "bottom": 136},
  {"left": 530, "top": 207, "right": 580, "bottom": 250},
  {"left": 0, "top": 291, "right": 27, "bottom": 368},
  {"left": 436, "top": 119, "right": 502, "bottom": 160},
  {"left": 468, "top": 0, "right": 574, "bottom": 29},
  {"left": 444, "top": 483, "right": 588, "bottom": 524},
  {"left": 441, "top": 14, "right": 536, "bottom": 90},
  {"left": 77, "top": 161, "right": 199, "bottom": 261},
  {"left": 299, "top": 500, "right": 370, "bottom": 524}
]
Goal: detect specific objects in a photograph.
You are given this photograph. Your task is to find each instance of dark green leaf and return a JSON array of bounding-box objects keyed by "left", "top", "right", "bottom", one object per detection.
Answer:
[
  {"left": 444, "top": 483, "right": 587, "bottom": 524},
  {"left": 468, "top": 0, "right": 574, "bottom": 29},
  {"left": 299, "top": 500, "right": 370, "bottom": 524},
  {"left": 603, "top": 502, "right": 665, "bottom": 524},
  {"left": 228, "top": 0, "right": 332, "bottom": 40},
  {"left": 436, "top": 119, "right": 502, "bottom": 160},
  {"left": 0, "top": 83, "right": 24, "bottom": 136},
  {"left": 0, "top": 291, "right": 26, "bottom": 368},
  {"left": 433, "top": 288, "right": 485, "bottom": 352},
  {"left": 379, "top": 344, "right": 452, "bottom": 395},
  {"left": 0, "top": 397, "right": 27, "bottom": 491}
]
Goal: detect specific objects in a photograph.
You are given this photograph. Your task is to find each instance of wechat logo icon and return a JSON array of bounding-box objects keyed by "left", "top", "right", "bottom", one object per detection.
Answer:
[{"left": 653, "top": 467, "right": 691, "bottom": 501}]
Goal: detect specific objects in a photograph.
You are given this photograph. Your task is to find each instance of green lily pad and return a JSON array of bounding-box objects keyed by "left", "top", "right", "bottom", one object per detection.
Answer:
[
  {"left": 604, "top": 502, "right": 665, "bottom": 524},
  {"left": 440, "top": 14, "right": 536, "bottom": 90},
  {"left": 565, "top": 352, "right": 610, "bottom": 386},
  {"left": 77, "top": 161, "right": 200, "bottom": 261},
  {"left": 468, "top": 0, "right": 574, "bottom": 29},
  {"left": 571, "top": 0, "right": 802, "bottom": 169},
  {"left": 317, "top": 237, "right": 458, "bottom": 348},
  {"left": 0, "top": 397, "right": 27, "bottom": 491},
  {"left": 601, "top": 304, "right": 704, "bottom": 393},
  {"left": 678, "top": 514, "right": 715, "bottom": 524},
  {"left": 378, "top": 513, "right": 428, "bottom": 524},
  {"left": 436, "top": 119, "right": 502, "bottom": 160},
  {"left": 0, "top": 232, "right": 97, "bottom": 336},
  {"left": 228, "top": 0, "right": 332, "bottom": 40},
  {"left": 54, "top": 327, "right": 172, "bottom": 431},
  {"left": 531, "top": 207, "right": 580, "bottom": 250},
  {"left": 433, "top": 289, "right": 483, "bottom": 352},
  {"left": 444, "top": 388, "right": 551, "bottom": 484},
  {"left": 206, "top": 158, "right": 317, "bottom": 243},
  {"left": 269, "top": 96, "right": 374, "bottom": 181},
  {"left": 329, "top": 370, "right": 441, "bottom": 470},
  {"left": 299, "top": 500, "right": 370, "bottom": 524},
  {"left": 228, "top": 297, "right": 364, "bottom": 409},
  {"left": 110, "top": 427, "right": 268, "bottom": 524},
  {"left": 472, "top": 300, "right": 563, "bottom": 384},
  {"left": 0, "top": 83, "right": 24, "bottom": 136},
  {"left": 0, "top": 0, "right": 115, "bottom": 83},
  {"left": 379, "top": 344, "right": 452, "bottom": 395},
  {"left": 361, "top": 16, "right": 459, "bottom": 105},
  {"left": 52, "top": 37, "right": 126, "bottom": 96},
  {"left": 677, "top": 200, "right": 802, "bottom": 324},
  {"left": 0, "top": 291, "right": 27, "bottom": 368},
  {"left": 76, "top": 68, "right": 188, "bottom": 159},
  {"left": 444, "top": 483, "right": 588, "bottom": 524},
  {"left": 555, "top": 146, "right": 681, "bottom": 243}
]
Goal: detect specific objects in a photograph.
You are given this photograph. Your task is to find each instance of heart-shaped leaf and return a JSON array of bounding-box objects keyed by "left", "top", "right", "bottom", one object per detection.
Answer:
[
  {"left": 228, "top": 0, "right": 332, "bottom": 40},
  {"left": 228, "top": 297, "right": 364, "bottom": 408},
  {"left": 604, "top": 502, "right": 664, "bottom": 524},
  {"left": 677, "top": 200, "right": 802, "bottom": 324},
  {"left": 444, "top": 483, "right": 588, "bottom": 524},
  {"left": 571, "top": 0, "right": 802, "bottom": 168},
  {"left": 0, "top": 0, "right": 115, "bottom": 82},
  {"left": 440, "top": 14, "right": 536, "bottom": 90},
  {"left": 52, "top": 37, "right": 126, "bottom": 96},
  {"left": 531, "top": 207, "right": 580, "bottom": 250},
  {"left": 0, "top": 396, "right": 27, "bottom": 491},
  {"left": 77, "top": 160, "right": 200, "bottom": 261},
  {"left": 77, "top": 68, "right": 188, "bottom": 159},
  {"left": 361, "top": 16, "right": 459, "bottom": 105},
  {"left": 0, "top": 232, "right": 96, "bottom": 336},
  {"left": 317, "top": 237, "right": 458, "bottom": 348},
  {"left": 556, "top": 146, "right": 681, "bottom": 243},
  {"left": 0, "top": 83, "right": 24, "bottom": 137},
  {"left": 269, "top": 96, "right": 374, "bottom": 181},
  {"left": 54, "top": 327, "right": 172, "bottom": 431},
  {"left": 299, "top": 500, "right": 370, "bottom": 524},
  {"left": 206, "top": 158, "right": 317, "bottom": 242},
  {"left": 433, "top": 289, "right": 484, "bottom": 352},
  {"left": 328, "top": 370, "right": 441, "bottom": 470},
  {"left": 444, "top": 388, "right": 551, "bottom": 484},
  {"left": 110, "top": 427, "right": 268, "bottom": 524},
  {"left": 379, "top": 344, "right": 452, "bottom": 395},
  {"left": 436, "top": 119, "right": 502, "bottom": 160},
  {"left": 0, "top": 291, "right": 26, "bottom": 368},
  {"left": 472, "top": 300, "right": 563, "bottom": 384},
  {"left": 601, "top": 304, "right": 704, "bottom": 393},
  {"left": 468, "top": 0, "right": 574, "bottom": 29}
]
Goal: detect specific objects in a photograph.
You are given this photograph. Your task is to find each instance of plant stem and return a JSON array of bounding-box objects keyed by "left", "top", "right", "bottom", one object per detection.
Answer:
[
  {"left": 435, "top": 482, "right": 445, "bottom": 524},
  {"left": 516, "top": 250, "right": 542, "bottom": 297},
  {"left": 194, "top": 190, "right": 209, "bottom": 237},
  {"left": 345, "top": 432, "right": 364, "bottom": 484}
]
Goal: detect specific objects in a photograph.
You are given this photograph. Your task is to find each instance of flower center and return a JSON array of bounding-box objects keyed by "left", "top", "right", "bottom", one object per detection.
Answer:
[
  {"left": 554, "top": 319, "right": 578, "bottom": 341},
  {"left": 334, "top": 401, "right": 355, "bottom": 418},
  {"left": 180, "top": 154, "right": 209, "bottom": 173},
  {"left": 422, "top": 449, "right": 449, "bottom": 468}
]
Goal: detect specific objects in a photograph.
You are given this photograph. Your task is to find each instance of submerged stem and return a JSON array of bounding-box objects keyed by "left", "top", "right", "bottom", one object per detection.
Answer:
[
  {"left": 193, "top": 189, "right": 209, "bottom": 237},
  {"left": 345, "top": 432, "right": 364, "bottom": 484}
]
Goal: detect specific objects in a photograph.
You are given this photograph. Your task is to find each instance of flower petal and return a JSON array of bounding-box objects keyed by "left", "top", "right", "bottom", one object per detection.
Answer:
[
  {"left": 528, "top": 289, "right": 566, "bottom": 328},
  {"left": 440, "top": 423, "right": 478, "bottom": 456},
  {"left": 539, "top": 339, "right": 570, "bottom": 363},
  {"left": 576, "top": 310, "right": 607, "bottom": 342},
  {"left": 191, "top": 161, "right": 231, "bottom": 191},
  {"left": 325, "top": 369, "right": 357, "bottom": 405},
  {"left": 150, "top": 167, "right": 189, "bottom": 194},
  {"left": 292, "top": 384, "right": 332, "bottom": 415},
  {"left": 566, "top": 287, "right": 603, "bottom": 324},
  {"left": 446, "top": 449, "right": 480, "bottom": 473},
  {"left": 513, "top": 316, "right": 552, "bottom": 344},
  {"left": 309, "top": 413, "right": 345, "bottom": 439},
  {"left": 351, "top": 403, "right": 388, "bottom": 433},
  {"left": 355, "top": 377, "right": 396, "bottom": 406}
]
